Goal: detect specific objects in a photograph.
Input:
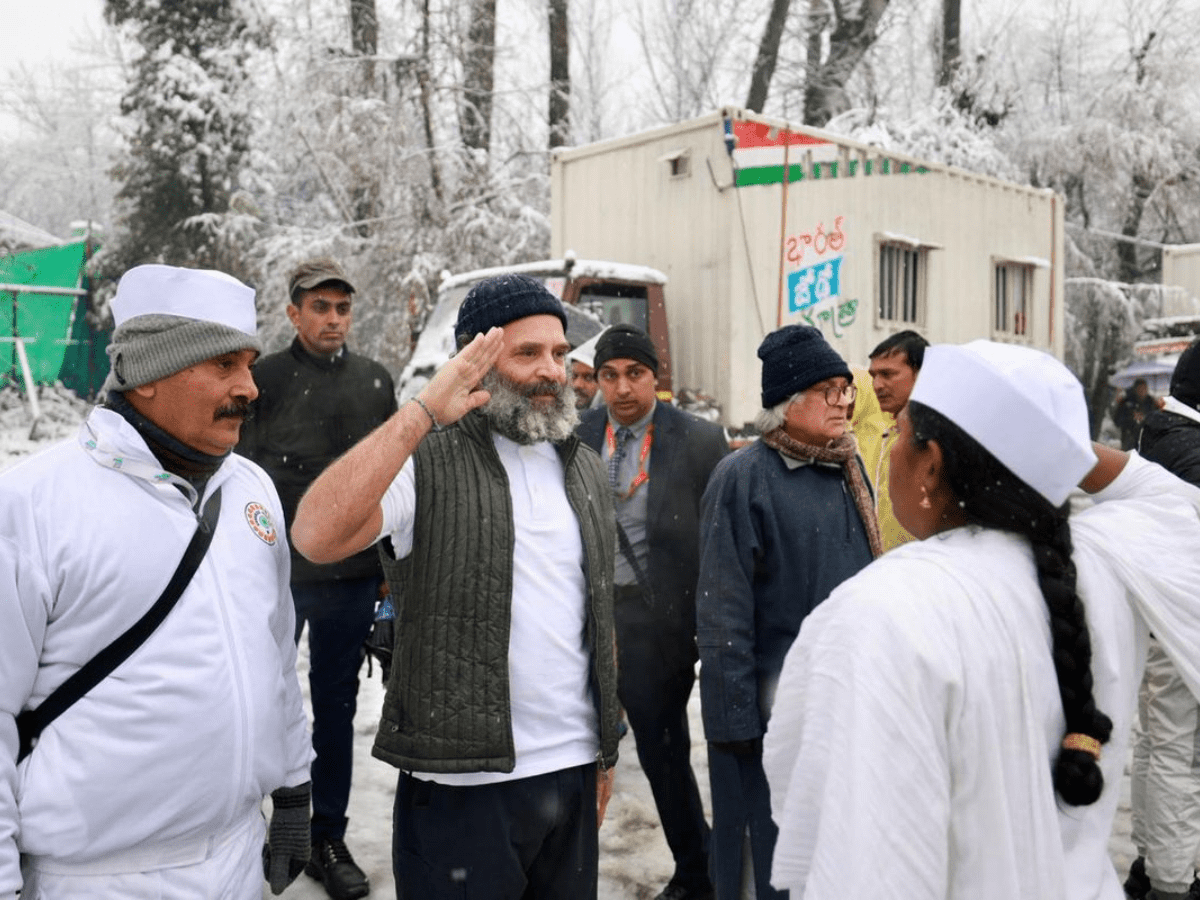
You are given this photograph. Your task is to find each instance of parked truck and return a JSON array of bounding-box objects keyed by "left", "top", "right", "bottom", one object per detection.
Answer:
[{"left": 404, "top": 107, "right": 1066, "bottom": 432}]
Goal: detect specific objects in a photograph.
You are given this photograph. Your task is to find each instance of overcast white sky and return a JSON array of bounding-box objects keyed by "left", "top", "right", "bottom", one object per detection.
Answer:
[
  {"left": 0, "top": 0, "right": 107, "bottom": 137},
  {"left": 0, "top": 0, "right": 1180, "bottom": 143},
  {"left": 0, "top": 0, "right": 104, "bottom": 68}
]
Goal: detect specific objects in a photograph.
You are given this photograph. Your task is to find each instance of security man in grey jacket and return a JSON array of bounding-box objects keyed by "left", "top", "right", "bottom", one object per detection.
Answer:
[{"left": 291, "top": 275, "right": 620, "bottom": 900}]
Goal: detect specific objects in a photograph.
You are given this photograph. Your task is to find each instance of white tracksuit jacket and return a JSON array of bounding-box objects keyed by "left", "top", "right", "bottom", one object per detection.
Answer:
[{"left": 0, "top": 407, "right": 312, "bottom": 897}]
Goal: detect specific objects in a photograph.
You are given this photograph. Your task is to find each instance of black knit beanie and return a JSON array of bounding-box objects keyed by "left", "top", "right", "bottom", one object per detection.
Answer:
[
  {"left": 593, "top": 323, "right": 658, "bottom": 374},
  {"left": 758, "top": 324, "right": 851, "bottom": 408},
  {"left": 454, "top": 274, "right": 567, "bottom": 343},
  {"left": 1171, "top": 338, "right": 1200, "bottom": 409}
]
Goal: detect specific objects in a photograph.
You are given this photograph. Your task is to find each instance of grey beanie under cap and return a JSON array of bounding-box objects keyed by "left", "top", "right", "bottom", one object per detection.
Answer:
[{"left": 103, "top": 314, "right": 263, "bottom": 395}]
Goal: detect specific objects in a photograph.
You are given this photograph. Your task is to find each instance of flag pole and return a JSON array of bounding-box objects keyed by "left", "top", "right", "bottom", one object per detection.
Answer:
[{"left": 776, "top": 129, "right": 792, "bottom": 329}]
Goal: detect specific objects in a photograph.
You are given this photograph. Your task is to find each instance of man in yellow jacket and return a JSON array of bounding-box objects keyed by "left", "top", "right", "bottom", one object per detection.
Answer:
[{"left": 865, "top": 330, "right": 929, "bottom": 551}]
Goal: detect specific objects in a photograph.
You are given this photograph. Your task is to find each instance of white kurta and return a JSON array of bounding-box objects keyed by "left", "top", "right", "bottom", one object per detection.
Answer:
[
  {"left": 0, "top": 408, "right": 313, "bottom": 896},
  {"left": 763, "top": 453, "right": 1200, "bottom": 900}
]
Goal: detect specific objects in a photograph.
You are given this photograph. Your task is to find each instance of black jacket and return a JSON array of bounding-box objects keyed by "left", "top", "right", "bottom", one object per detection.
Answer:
[
  {"left": 239, "top": 338, "right": 397, "bottom": 582},
  {"left": 577, "top": 402, "right": 729, "bottom": 644},
  {"left": 1139, "top": 406, "right": 1200, "bottom": 487},
  {"left": 1113, "top": 392, "right": 1159, "bottom": 451}
]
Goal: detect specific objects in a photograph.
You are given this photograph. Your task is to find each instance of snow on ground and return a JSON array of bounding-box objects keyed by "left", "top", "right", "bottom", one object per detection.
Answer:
[
  {"left": 276, "top": 639, "right": 698, "bottom": 899},
  {"left": 1, "top": 384, "right": 1141, "bottom": 898},
  {"left": 277, "top": 645, "right": 1140, "bottom": 899}
]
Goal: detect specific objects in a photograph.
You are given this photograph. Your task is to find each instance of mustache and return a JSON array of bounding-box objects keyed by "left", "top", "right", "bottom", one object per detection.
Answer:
[
  {"left": 521, "top": 380, "right": 562, "bottom": 398},
  {"left": 215, "top": 402, "right": 252, "bottom": 421}
]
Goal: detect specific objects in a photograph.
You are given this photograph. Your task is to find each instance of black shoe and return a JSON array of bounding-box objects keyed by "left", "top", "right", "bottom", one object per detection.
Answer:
[
  {"left": 1126, "top": 857, "right": 1150, "bottom": 900},
  {"left": 653, "top": 883, "right": 714, "bottom": 900},
  {"left": 306, "top": 837, "right": 370, "bottom": 900}
]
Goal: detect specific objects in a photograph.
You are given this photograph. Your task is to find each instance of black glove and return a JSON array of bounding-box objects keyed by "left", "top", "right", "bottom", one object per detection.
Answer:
[
  {"left": 711, "top": 737, "right": 762, "bottom": 757},
  {"left": 263, "top": 781, "right": 311, "bottom": 895},
  {"left": 364, "top": 593, "right": 396, "bottom": 681}
]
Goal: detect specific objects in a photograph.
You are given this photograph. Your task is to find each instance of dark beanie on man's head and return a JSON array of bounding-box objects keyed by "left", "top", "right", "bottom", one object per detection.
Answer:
[
  {"left": 454, "top": 274, "right": 567, "bottom": 343},
  {"left": 593, "top": 323, "right": 658, "bottom": 374},
  {"left": 1171, "top": 337, "right": 1200, "bottom": 409},
  {"left": 758, "top": 324, "right": 851, "bottom": 408}
]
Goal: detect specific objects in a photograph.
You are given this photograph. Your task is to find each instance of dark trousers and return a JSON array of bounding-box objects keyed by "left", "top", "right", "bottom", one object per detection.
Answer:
[
  {"left": 614, "top": 584, "right": 712, "bottom": 892},
  {"left": 392, "top": 764, "right": 598, "bottom": 899},
  {"left": 292, "top": 575, "right": 379, "bottom": 842},
  {"left": 707, "top": 742, "right": 787, "bottom": 900}
]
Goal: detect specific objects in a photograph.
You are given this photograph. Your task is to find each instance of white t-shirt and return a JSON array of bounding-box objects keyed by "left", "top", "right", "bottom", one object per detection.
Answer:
[{"left": 379, "top": 433, "right": 598, "bottom": 785}]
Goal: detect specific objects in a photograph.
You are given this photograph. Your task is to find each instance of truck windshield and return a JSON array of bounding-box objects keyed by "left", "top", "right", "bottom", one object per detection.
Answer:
[{"left": 576, "top": 282, "right": 649, "bottom": 334}]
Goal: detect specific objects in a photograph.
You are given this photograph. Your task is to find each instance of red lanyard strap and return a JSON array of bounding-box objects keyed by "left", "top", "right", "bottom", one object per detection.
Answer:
[{"left": 605, "top": 422, "right": 654, "bottom": 498}]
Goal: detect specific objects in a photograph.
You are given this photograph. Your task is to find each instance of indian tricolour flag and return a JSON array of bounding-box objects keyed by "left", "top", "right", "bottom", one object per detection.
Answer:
[{"left": 728, "top": 118, "right": 843, "bottom": 187}]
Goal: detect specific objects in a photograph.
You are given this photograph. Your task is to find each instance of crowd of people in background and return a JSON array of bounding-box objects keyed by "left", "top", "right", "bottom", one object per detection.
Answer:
[{"left": 5, "top": 260, "right": 1200, "bottom": 900}]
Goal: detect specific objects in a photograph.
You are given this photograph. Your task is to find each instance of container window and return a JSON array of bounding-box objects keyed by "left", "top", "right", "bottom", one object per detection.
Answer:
[
  {"left": 993, "top": 262, "right": 1033, "bottom": 338},
  {"left": 877, "top": 242, "right": 926, "bottom": 325}
]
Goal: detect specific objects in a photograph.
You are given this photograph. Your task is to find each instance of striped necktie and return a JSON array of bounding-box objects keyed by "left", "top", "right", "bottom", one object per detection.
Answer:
[{"left": 608, "top": 427, "right": 633, "bottom": 490}]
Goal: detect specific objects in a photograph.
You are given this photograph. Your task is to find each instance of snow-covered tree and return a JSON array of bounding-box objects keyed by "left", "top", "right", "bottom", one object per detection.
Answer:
[
  {"left": 0, "top": 51, "right": 121, "bottom": 241},
  {"left": 96, "top": 0, "right": 268, "bottom": 280},
  {"left": 803, "top": 0, "right": 892, "bottom": 126},
  {"left": 1064, "top": 275, "right": 1199, "bottom": 438},
  {"left": 548, "top": 0, "right": 571, "bottom": 148},
  {"left": 1013, "top": 0, "right": 1200, "bottom": 282},
  {"left": 632, "top": 0, "right": 748, "bottom": 123},
  {"left": 198, "top": 0, "right": 553, "bottom": 374},
  {"left": 1065, "top": 277, "right": 1139, "bottom": 438},
  {"left": 824, "top": 91, "right": 1018, "bottom": 180},
  {"left": 460, "top": 0, "right": 497, "bottom": 153},
  {"left": 745, "top": 0, "right": 792, "bottom": 112}
]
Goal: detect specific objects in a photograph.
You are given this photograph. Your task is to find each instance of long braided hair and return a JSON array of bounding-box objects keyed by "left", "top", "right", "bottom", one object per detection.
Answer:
[{"left": 908, "top": 400, "right": 1112, "bottom": 806}]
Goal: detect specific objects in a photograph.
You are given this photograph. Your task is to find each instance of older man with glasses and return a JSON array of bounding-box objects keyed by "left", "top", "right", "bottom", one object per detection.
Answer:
[{"left": 695, "top": 324, "right": 882, "bottom": 900}]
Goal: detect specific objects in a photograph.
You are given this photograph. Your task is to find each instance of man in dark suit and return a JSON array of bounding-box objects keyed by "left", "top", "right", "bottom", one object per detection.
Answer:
[{"left": 578, "top": 324, "right": 729, "bottom": 900}]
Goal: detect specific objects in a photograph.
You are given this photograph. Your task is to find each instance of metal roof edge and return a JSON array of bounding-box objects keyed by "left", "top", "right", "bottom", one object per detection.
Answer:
[
  {"left": 553, "top": 108, "right": 1058, "bottom": 203},
  {"left": 550, "top": 111, "right": 727, "bottom": 163},
  {"left": 439, "top": 258, "right": 669, "bottom": 289}
]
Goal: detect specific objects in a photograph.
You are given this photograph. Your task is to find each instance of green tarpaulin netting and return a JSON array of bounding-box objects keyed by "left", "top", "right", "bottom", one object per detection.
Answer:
[{"left": 0, "top": 241, "right": 109, "bottom": 397}]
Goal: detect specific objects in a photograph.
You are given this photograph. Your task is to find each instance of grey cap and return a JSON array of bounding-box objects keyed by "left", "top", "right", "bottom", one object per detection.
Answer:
[{"left": 288, "top": 257, "right": 356, "bottom": 302}]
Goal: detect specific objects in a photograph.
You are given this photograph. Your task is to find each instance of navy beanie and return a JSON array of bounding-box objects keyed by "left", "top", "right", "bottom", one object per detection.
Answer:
[
  {"left": 454, "top": 274, "right": 567, "bottom": 343},
  {"left": 593, "top": 323, "right": 658, "bottom": 374},
  {"left": 1171, "top": 338, "right": 1200, "bottom": 409},
  {"left": 758, "top": 324, "right": 851, "bottom": 408}
]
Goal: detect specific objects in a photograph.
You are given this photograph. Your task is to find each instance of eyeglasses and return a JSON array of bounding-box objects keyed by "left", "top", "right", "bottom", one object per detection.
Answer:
[{"left": 809, "top": 382, "right": 857, "bottom": 406}]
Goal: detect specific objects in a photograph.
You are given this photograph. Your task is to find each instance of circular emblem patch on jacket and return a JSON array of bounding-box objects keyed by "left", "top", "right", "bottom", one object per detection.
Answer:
[{"left": 244, "top": 502, "right": 278, "bottom": 545}]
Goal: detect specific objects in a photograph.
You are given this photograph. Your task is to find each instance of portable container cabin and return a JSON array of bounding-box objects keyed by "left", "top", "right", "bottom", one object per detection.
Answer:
[{"left": 551, "top": 107, "right": 1064, "bottom": 428}]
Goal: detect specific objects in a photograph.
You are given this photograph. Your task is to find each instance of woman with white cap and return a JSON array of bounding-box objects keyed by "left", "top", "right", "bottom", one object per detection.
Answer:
[{"left": 762, "top": 340, "right": 1200, "bottom": 900}]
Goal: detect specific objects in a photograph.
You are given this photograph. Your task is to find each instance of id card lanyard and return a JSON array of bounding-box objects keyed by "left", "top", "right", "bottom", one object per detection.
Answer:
[{"left": 605, "top": 421, "right": 654, "bottom": 498}]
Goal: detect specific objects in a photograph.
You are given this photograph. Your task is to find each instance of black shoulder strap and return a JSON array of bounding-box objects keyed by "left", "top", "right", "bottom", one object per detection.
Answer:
[
  {"left": 615, "top": 519, "right": 654, "bottom": 602},
  {"left": 17, "top": 486, "right": 223, "bottom": 763}
]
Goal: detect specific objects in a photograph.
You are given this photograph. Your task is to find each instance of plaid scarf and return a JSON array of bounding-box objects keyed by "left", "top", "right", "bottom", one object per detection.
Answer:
[{"left": 760, "top": 427, "right": 884, "bottom": 559}]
